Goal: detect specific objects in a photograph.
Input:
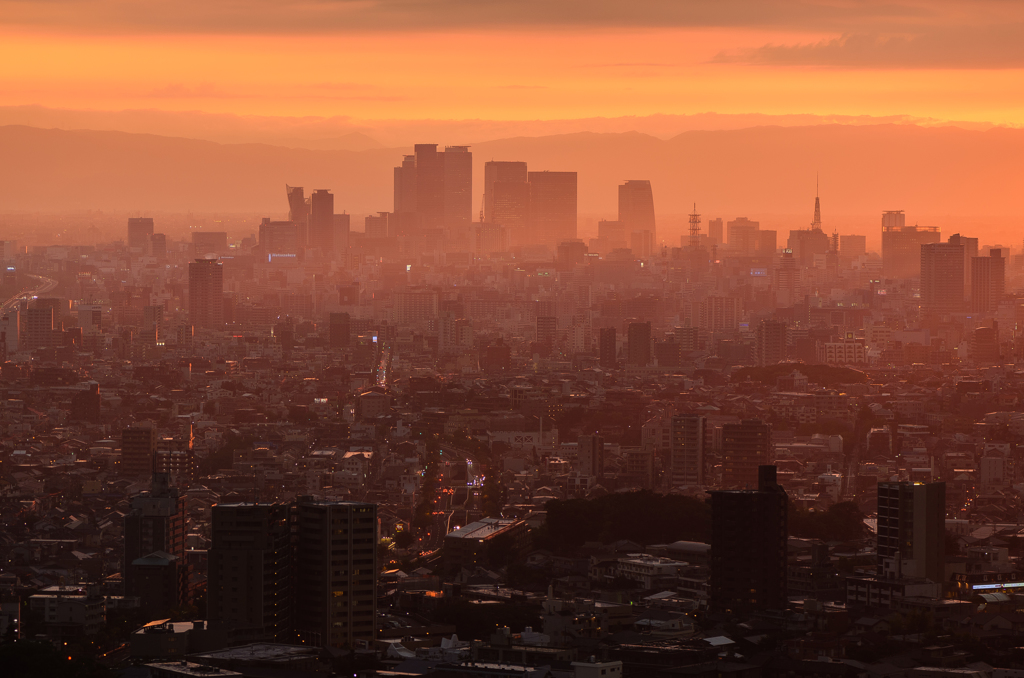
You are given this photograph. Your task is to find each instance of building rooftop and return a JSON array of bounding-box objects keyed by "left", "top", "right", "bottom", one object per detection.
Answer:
[{"left": 446, "top": 517, "right": 522, "bottom": 541}]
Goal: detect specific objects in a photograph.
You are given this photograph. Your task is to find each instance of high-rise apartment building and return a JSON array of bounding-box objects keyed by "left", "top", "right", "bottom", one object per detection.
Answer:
[
  {"left": 707, "top": 218, "right": 724, "bottom": 247},
  {"left": 721, "top": 419, "right": 771, "bottom": 489},
  {"left": 599, "top": 327, "right": 616, "bottom": 368},
  {"left": 150, "top": 233, "right": 167, "bottom": 260},
  {"left": 921, "top": 241, "right": 964, "bottom": 313},
  {"left": 122, "top": 421, "right": 157, "bottom": 478},
  {"left": 22, "top": 305, "right": 56, "bottom": 350},
  {"left": 208, "top": 503, "right": 294, "bottom": 643},
  {"left": 618, "top": 180, "right": 656, "bottom": 246},
  {"left": 971, "top": 249, "right": 1005, "bottom": 315},
  {"left": 670, "top": 414, "right": 704, "bottom": 488},
  {"left": 881, "top": 212, "right": 940, "bottom": 278},
  {"left": 626, "top": 321, "right": 652, "bottom": 366},
  {"left": 188, "top": 258, "right": 224, "bottom": 329},
  {"left": 698, "top": 296, "right": 740, "bottom": 332},
  {"left": 528, "top": 171, "right": 577, "bottom": 247},
  {"left": 597, "top": 220, "right": 628, "bottom": 252},
  {"left": 484, "top": 161, "right": 528, "bottom": 222},
  {"left": 536, "top": 316, "right": 557, "bottom": 351},
  {"left": 141, "top": 305, "right": 163, "bottom": 347},
  {"left": 576, "top": 434, "right": 605, "bottom": 478},
  {"left": 124, "top": 473, "right": 189, "bottom": 616},
  {"left": 329, "top": 312, "right": 351, "bottom": 349},
  {"left": 0, "top": 310, "right": 18, "bottom": 356},
  {"left": 839, "top": 234, "right": 866, "bottom": 259},
  {"left": 756, "top": 319, "right": 787, "bottom": 366},
  {"left": 294, "top": 499, "right": 377, "bottom": 648},
  {"left": 876, "top": 481, "right": 945, "bottom": 583},
  {"left": 709, "top": 465, "right": 788, "bottom": 614},
  {"left": 127, "top": 217, "right": 154, "bottom": 253}
]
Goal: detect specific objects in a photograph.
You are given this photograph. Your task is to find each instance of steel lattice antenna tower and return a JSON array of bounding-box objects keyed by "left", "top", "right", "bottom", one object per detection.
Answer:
[
  {"left": 811, "top": 173, "right": 822, "bottom": 230},
  {"left": 688, "top": 203, "right": 701, "bottom": 249}
]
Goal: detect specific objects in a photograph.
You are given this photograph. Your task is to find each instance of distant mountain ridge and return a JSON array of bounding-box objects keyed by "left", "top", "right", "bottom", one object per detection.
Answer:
[{"left": 1, "top": 123, "right": 1022, "bottom": 243}]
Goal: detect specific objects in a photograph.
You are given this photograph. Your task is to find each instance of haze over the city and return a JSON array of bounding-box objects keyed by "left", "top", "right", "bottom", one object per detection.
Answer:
[
  {"left": 3, "top": 0, "right": 1024, "bottom": 244},
  {"left": 6, "top": 3, "right": 1024, "bottom": 678}
]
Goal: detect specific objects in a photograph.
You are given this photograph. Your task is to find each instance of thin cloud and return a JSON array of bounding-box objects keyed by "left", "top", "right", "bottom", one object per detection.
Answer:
[
  {"left": 0, "top": 0, "right": 975, "bottom": 33},
  {"left": 714, "top": 25, "right": 1024, "bottom": 69}
]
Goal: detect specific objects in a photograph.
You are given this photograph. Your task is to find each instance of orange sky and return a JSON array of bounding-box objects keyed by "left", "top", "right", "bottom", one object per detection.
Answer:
[{"left": 2, "top": 0, "right": 1024, "bottom": 125}]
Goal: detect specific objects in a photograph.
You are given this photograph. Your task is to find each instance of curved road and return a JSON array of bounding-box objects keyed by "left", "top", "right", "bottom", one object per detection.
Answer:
[{"left": 1, "top": 273, "right": 58, "bottom": 312}]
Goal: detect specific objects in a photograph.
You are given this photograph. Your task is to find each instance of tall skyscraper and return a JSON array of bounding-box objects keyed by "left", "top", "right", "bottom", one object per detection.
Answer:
[
  {"left": 710, "top": 465, "right": 788, "bottom": 614},
  {"left": 618, "top": 180, "right": 656, "bottom": 246},
  {"left": 528, "top": 171, "right": 577, "bottom": 247},
  {"left": 393, "top": 145, "right": 472, "bottom": 231},
  {"left": 294, "top": 499, "right": 377, "bottom": 648},
  {"left": 285, "top": 185, "right": 310, "bottom": 248},
  {"left": 309, "top": 189, "right": 335, "bottom": 255},
  {"left": 626, "top": 321, "right": 652, "bottom": 366},
  {"left": 286, "top": 185, "right": 309, "bottom": 223},
  {"left": 188, "top": 258, "right": 224, "bottom": 329},
  {"left": 881, "top": 212, "right": 940, "bottom": 278},
  {"left": 484, "top": 161, "right": 528, "bottom": 222},
  {"left": 492, "top": 181, "right": 532, "bottom": 246},
  {"left": 877, "top": 481, "right": 945, "bottom": 583},
  {"left": 124, "top": 473, "right": 189, "bottom": 616},
  {"left": 775, "top": 250, "right": 800, "bottom": 308},
  {"left": 727, "top": 217, "right": 760, "bottom": 255},
  {"left": 670, "top": 414, "right": 704, "bottom": 488},
  {"left": 971, "top": 249, "right": 1005, "bottom": 315},
  {"left": 208, "top": 503, "right": 294, "bottom": 643},
  {"left": 259, "top": 219, "right": 299, "bottom": 257},
  {"left": 127, "top": 217, "right": 154, "bottom": 253},
  {"left": 599, "top": 327, "right": 616, "bottom": 368},
  {"left": 414, "top": 144, "right": 445, "bottom": 229},
  {"left": 443, "top": 146, "right": 473, "bottom": 228},
  {"left": 392, "top": 155, "right": 418, "bottom": 236},
  {"left": 721, "top": 419, "right": 771, "bottom": 489},
  {"left": 921, "top": 240, "right": 965, "bottom": 313},
  {"left": 365, "top": 212, "right": 391, "bottom": 238}
]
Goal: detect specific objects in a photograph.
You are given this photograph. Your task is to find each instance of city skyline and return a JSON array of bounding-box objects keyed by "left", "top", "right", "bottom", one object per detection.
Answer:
[{"left": 4, "top": 3, "right": 1024, "bottom": 675}]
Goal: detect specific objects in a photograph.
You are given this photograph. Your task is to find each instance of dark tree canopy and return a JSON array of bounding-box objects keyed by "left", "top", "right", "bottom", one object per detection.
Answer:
[
  {"left": 788, "top": 501, "right": 869, "bottom": 542},
  {"left": 731, "top": 363, "right": 868, "bottom": 387},
  {"left": 537, "top": 491, "right": 711, "bottom": 552}
]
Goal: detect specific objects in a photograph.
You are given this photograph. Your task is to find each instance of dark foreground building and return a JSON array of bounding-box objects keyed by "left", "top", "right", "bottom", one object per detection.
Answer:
[{"left": 709, "top": 465, "right": 788, "bottom": 614}]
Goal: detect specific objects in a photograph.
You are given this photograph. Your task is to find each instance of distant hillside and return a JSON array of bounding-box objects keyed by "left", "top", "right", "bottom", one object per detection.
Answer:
[{"left": 1, "top": 124, "right": 1022, "bottom": 241}]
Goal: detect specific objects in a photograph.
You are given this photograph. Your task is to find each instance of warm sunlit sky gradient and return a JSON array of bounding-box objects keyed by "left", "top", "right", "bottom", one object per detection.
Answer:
[{"left": 2, "top": 0, "right": 1024, "bottom": 125}]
